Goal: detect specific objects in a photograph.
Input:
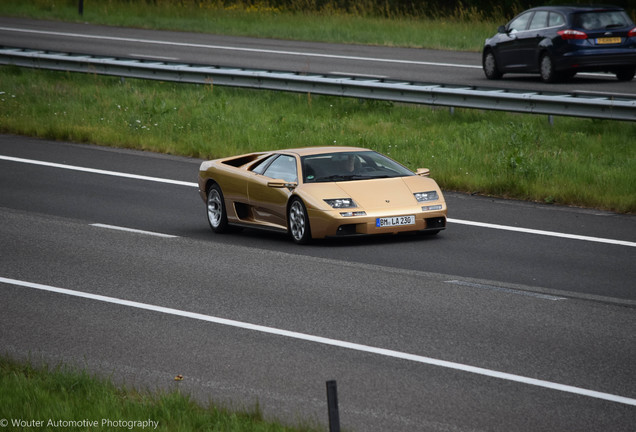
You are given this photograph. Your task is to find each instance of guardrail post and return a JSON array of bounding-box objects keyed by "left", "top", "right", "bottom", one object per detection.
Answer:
[
  {"left": 78, "top": 0, "right": 84, "bottom": 15},
  {"left": 326, "top": 380, "right": 341, "bottom": 432}
]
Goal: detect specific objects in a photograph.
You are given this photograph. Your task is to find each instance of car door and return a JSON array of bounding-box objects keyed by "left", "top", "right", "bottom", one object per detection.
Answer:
[
  {"left": 521, "top": 10, "right": 550, "bottom": 70},
  {"left": 247, "top": 154, "right": 298, "bottom": 229},
  {"left": 497, "top": 11, "right": 533, "bottom": 70}
]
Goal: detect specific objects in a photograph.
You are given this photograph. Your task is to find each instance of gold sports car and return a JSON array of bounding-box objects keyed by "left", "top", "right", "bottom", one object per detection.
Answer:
[{"left": 198, "top": 146, "right": 447, "bottom": 244}]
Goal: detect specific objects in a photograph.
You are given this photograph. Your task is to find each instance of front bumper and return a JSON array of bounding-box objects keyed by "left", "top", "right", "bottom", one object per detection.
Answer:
[{"left": 307, "top": 206, "right": 448, "bottom": 239}]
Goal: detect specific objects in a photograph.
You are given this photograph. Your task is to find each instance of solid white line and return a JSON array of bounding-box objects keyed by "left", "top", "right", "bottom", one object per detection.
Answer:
[
  {"left": 0, "top": 275, "right": 634, "bottom": 406},
  {"left": 0, "top": 155, "right": 198, "bottom": 187},
  {"left": 2, "top": 154, "right": 633, "bottom": 248},
  {"left": 447, "top": 218, "right": 636, "bottom": 248},
  {"left": 330, "top": 71, "right": 389, "bottom": 79},
  {"left": 129, "top": 53, "right": 179, "bottom": 61},
  {"left": 90, "top": 223, "right": 177, "bottom": 238},
  {"left": 0, "top": 26, "right": 481, "bottom": 69}
]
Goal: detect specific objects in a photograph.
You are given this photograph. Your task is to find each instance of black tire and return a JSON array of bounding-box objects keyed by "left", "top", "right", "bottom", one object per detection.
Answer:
[
  {"left": 539, "top": 53, "right": 558, "bottom": 83},
  {"left": 615, "top": 67, "right": 635, "bottom": 81},
  {"left": 483, "top": 51, "right": 503, "bottom": 80},
  {"left": 206, "top": 183, "right": 229, "bottom": 233},
  {"left": 287, "top": 197, "right": 311, "bottom": 244}
]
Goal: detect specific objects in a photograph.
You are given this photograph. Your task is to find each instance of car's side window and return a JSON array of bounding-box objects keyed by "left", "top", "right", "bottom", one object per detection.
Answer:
[
  {"left": 508, "top": 12, "right": 532, "bottom": 32},
  {"left": 529, "top": 11, "right": 549, "bottom": 30},
  {"left": 251, "top": 154, "right": 277, "bottom": 175},
  {"left": 548, "top": 12, "right": 565, "bottom": 27},
  {"left": 263, "top": 155, "right": 298, "bottom": 183}
]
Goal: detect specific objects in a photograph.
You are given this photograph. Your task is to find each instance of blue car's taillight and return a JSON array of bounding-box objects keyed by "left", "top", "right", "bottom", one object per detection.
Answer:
[{"left": 558, "top": 29, "right": 588, "bottom": 40}]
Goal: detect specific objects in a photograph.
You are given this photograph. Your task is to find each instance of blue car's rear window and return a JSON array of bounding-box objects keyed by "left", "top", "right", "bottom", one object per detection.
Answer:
[{"left": 573, "top": 11, "right": 632, "bottom": 31}]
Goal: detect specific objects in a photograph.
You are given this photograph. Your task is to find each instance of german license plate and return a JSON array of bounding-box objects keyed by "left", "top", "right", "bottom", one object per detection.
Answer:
[
  {"left": 376, "top": 215, "right": 415, "bottom": 227},
  {"left": 596, "top": 37, "right": 621, "bottom": 45}
]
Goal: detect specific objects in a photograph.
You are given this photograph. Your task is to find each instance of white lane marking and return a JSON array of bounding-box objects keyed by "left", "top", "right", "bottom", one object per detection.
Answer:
[
  {"left": 2, "top": 154, "right": 634, "bottom": 248},
  {"left": 447, "top": 218, "right": 635, "bottom": 248},
  {"left": 1, "top": 276, "right": 634, "bottom": 406},
  {"left": 0, "top": 155, "right": 197, "bottom": 187},
  {"left": 0, "top": 26, "right": 481, "bottom": 69},
  {"left": 329, "top": 71, "right": 388, "bottom": 79},
  {"left": 90, "top": 223, "right": 177, "bottom": 238},
  {"left": 129, "top": 53, "right": 179, "bottom": 61}
]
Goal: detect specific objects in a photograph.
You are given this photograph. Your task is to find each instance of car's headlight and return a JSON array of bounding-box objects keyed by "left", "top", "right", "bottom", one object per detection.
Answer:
[
  {"left": 324, "top": 198, "right": 357, "bottom": 208},
  {"left": 414, "top": 191, "right": 438, "bottom": 202}
]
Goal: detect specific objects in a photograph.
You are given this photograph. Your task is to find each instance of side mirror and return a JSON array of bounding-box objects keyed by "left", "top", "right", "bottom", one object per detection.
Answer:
[
  {"left": 498, "top": 25, "right": 507, "bottom": 34},
  {"left": 416, "top": 168, "right": 430, "bottom": 177},
  {"left": 267, "top": 180, "right": 297, "bottom": 189}
]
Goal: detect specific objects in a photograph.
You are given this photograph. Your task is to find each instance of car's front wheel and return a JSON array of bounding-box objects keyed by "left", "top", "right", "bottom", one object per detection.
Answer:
[
  {"left": 483, "top": 51, "right": 502, "bottom": 80},
  {"left": 206, "top": 183, "right": 229, "bottom": 233},
  {"left": 288, "top": 197, "right": 311, "bottom": 244}
]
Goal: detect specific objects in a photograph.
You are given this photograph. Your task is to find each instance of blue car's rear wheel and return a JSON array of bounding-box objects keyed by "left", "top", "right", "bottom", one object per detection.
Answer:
[
  {"left": 540, "top": 53, "right": 558, "bottom": 83},
  {"left": 615, "top": 67, "right": 635, "bottom": 81},
  {"left": 288, "top": 198, "right": 311, "bottom": 244}
]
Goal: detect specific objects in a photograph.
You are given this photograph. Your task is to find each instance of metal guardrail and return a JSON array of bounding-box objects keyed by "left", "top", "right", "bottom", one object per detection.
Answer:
[{"left": 1, "top": 46, "right": 635, "bottom": 121}]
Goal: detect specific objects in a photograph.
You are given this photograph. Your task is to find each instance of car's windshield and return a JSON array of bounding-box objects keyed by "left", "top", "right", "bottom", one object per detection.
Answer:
[
  {"left": 573, "top": 11, "right": 632, "bottom": 31},
  {"left": 301, "top": 151, "right": 414, "bottom": 183}
]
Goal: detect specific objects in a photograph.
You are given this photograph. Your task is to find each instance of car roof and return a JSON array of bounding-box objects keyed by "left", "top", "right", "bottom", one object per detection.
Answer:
[
  {"left": 525, "top": 4, "right": 625, "bottom": 13},
  {"left": 275, "top": 146, "right": 370, "bottom": 156}
]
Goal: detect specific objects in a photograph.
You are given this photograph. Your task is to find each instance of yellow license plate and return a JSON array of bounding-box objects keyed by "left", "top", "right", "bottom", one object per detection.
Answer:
[{"left": 596, "top": 37, "right": 622, "bottom": 44}]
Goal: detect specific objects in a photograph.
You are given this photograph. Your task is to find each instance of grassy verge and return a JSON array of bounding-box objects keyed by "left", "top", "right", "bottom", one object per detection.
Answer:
[
  {"left": 0, "top": 355, "right": 318, "bottom": 431},
  {"left": 0, "top": 0, "right": 496, "bottom": 52},
  {"left": 1, "top": 66, "right": 635, "bottom": 213}
]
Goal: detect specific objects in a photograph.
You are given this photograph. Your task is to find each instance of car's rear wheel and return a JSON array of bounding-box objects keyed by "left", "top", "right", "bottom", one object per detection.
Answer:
[
  {"left": 539, "top": 53, "right": 558, "bottom": 83},
  {"left": 615, "top": 67, "right": 635, "bottom": 81},
  {"left": 483, "top": 51, "right": 502, "bottom": 80},
  {"left": 288, "top": 197, "right": 311, "bottom": 244},
  {"left": 207, "top": 183, "right": 229, "bottom": 233}
]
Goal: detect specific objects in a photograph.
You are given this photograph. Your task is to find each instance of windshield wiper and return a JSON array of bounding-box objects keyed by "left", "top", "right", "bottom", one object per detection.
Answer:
[
  {"left": 314, "top": 174, "right": 356, "bottom": 182},
  {"left": 314, "top": 174, "right": 393, "bottom": 182}
]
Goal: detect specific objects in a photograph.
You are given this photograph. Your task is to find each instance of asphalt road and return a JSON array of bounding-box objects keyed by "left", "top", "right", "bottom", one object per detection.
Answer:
[
  {"left": 1, "top": 16, "right": 636, "bottom": 97},
  {"left": 1, "top": 135, "right": 635, "bottom": 431}
]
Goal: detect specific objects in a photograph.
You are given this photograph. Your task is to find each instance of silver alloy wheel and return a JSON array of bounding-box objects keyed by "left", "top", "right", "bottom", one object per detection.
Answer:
[
  {"left": 207, "top": 188, "right": 223, "bottom": 229},
  {"left": 288, "top": 200, "right": 306, "bottom": 242}
]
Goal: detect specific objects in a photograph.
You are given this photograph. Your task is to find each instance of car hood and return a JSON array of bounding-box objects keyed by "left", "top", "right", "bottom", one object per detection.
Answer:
[{"left": 304, "top": 176, "right": 443, "bottom": 210}]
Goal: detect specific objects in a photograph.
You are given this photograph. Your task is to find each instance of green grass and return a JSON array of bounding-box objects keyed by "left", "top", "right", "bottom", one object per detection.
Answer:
[
  {"left": 0, "top": 355, "right": 319, "bottom": 431},
  {"left": 1, "top": 66, "right": 635, "bottom": 213}
]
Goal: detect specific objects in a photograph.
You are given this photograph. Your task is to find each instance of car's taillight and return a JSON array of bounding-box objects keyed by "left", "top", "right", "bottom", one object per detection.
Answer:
[
  {"left": 628, "top": 27, "right": 636, "bottom": 38},
  {"left": 558, "top": 29, "right": 588, "bottom": 40}
]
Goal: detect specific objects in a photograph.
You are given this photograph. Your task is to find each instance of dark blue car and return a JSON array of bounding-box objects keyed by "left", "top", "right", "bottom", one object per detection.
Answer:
[{"left": 482, "top": 5, "right": 636, "bottom": 82}]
